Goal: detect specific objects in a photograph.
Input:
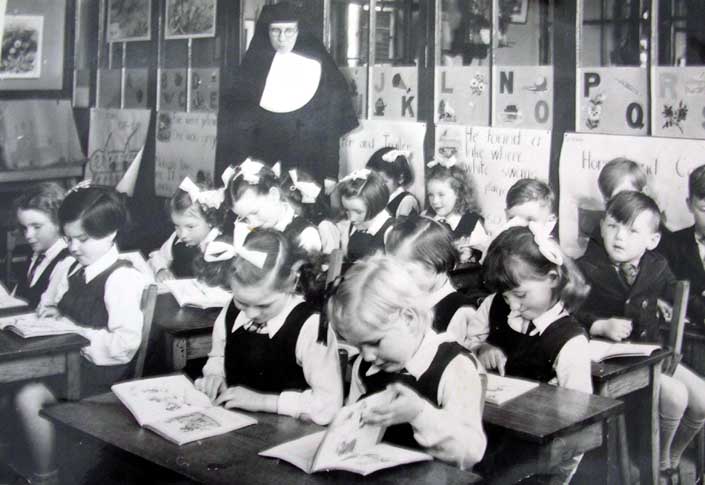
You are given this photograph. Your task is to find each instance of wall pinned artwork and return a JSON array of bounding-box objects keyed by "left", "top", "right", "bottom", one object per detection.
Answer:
[
  {"left": 190, "top": 68, "right": 219, "bottom": 112},
  {"left": 0, "top": 15, "right": 43, "bottom": 79},
  {"left": 97, "top": 69, "right": 122, "bottom": 108},
  {"left": 436, "top": 66, "right": 490, "bottom": 126},
  {"left": 107, "top": 0, "right": 151, "bottom": 42},
  {"left": 651, "top": 67, "right": 705, "bottom": 139},
  {"left": 159, "top": 68, "right": 188, "bottom": 112},
  {"left": 492, "top": 66, "right": 553, "bottom": 129},
  {"left": 165, "top": 0, "right": 217, "bottom": 40},
  {"left": 370, "top": 66, "right": 418, "bottom": 121},
  {"left": 123, "top": 68, "right": 149, "bottom": 109}
]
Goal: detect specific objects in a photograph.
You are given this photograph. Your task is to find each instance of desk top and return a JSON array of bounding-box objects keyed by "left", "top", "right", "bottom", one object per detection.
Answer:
[
  {"left": 43, "top": 393, "right": 483, "bottom": 485},
  {"left": 591, "top": 348, "right": 671, "bottom": 382},
  {"left": 483, "top": 383, "right": 622, "bottom": 444},
  {"left": 0, "top": 330, "right": 89, "bottom": 363},
  {"left": 154, "top": 293, "right": 221, "bottom": 336}
]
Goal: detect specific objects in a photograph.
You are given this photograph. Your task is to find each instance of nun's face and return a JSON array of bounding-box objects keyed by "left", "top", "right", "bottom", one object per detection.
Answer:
[{"left": 269, "top": 21, "right": 298, "bottom": 53}]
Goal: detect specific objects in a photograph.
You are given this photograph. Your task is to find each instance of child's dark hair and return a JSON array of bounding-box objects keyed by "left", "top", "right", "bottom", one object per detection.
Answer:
[
  {"left": 597, "top": 157, "right": 647, "bottom": 200},
  {"left": 58, "top": 185, "right": 128, "bottom": 238},
  {"left": 169, "top": 181, "right": 225, "bottom": 229},
  {"left": 386, "top": 216, "right": 458, "bottom": 274},
  {"left": 483, "top": 226, "right": 589, "bottom": 313},
  {"left": 506, "top": 178, "right": 556, "bottom": 213},
  {"left": 279, "top": 169, "right": 333, "bottom": 224},
  {"left": 13, "top": 182, "right": 66, "bottom": 225},
  {"left": 365, "top": 147, "right": 414, "bottom": 187},
  {"left": 224, "top": 159, "right": 280, "bottom": 211},
  {"left": 605, "top": 191, "right": 661, "bottom": 233},
  {"left": 336, "top": 170, "right": 389, "bottom": 220},
  {"left": 689, "top": 164, "right": 705, "bottom": 200},
  {"left": 426, "top": 164, "right": 480, "bottom": 215}
]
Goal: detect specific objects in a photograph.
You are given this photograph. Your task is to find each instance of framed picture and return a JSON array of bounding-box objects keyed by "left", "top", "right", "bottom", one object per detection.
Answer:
[
  {"left": 108, "top": 0, "right": 151, "bottom": 42},
  {"left": 507, "top": 0, "right": 528, "bottom": 24},
  {"left": 0, "top": 16, "right": 43, "bottom": 79},
  {"left": 165, "top": 0, "right": 217, "bottom": 39}
]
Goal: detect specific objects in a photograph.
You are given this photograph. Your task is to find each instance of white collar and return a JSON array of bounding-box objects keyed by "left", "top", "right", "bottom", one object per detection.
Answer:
[
  {"left": 426, "top": 278, "right": 456, "bottom": 307},
  {"left": 72, "top": 245, "right": 120, "bottom": 283},
  {"left": 388, "top": 187, "right": 405, "bottom": 202},
  {"left": 435, "top": 212, "right": 461, "bottom": 230},
  {"left": 34, "top": 238, "right": 66, "bottom": 263},
  {"left": 357, "top": 210, "right": 391, "bottom": 236},
  {"left": 273, "top": 202, "right": 296, "bottom": 232},
  {"left": 260, "top": 52, "right": 321, "bottom": 113},
  {"left": 507, "top": 301, "right": 568, "bottom": 336},
  {"left": 232, "top": 294, "right": 305, "bottom": 339},
  {"left": 198, "top": 227, "right": 222, "bottom": 252},
  {"left": 366, "top": 329, "right": 442, "bottom": 378}
]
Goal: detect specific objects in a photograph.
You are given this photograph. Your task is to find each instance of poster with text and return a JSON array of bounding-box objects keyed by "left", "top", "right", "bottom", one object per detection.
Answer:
[
  {"left": 651, "top": 67, "right": 705, "bottom": 139},
  {"left": 339, "top": 120, "right": 426, "bottom": 204},
  {"left": 435, "top": 125, "right": 551, "bottom": 237},
  {"left": 576, "top": 67, "right": 648, "bottom": 135},
  {"left": 370, "top": 66, "right": 418, "bottom": 121},
  {"left": 155, "top": 111, "right": 217, "bottom": 197},
  {"left": 86, "top": 108, "right": 150, "bottom": 187},
  {"left": 435, "top": 66, "right": 490, "bottom": 126},
  {"left": 558, "top": 132, "right": 705, "bottom": 257},
  {"left": 492, "top": 66, "right": 553, "bottom": 130}
]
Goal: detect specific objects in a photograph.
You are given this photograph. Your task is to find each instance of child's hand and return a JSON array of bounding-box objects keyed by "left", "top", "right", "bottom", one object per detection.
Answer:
[
  {"left": 214, "top": 386, "right": 277, "bottom": 413},
  {"left": 591, "top": 318, "right": 632, "bottom": 341},
  {"left": 194, "top": 375, "right": 225, "bottom": 402},
  {"left": 362, "top": 383, "right": 424, "bottom": 427},
  {"left": 156, "top": 269, "right": 175, "bottom": 282},
  {"left": 477, "top": 343, "right": 507, "bottom": 376},
  {"left": 657, "top": 299, "right": 673, "bottom": 322},
  {"left": 36, "top": 306, "right": 61, "bottom": 319}
]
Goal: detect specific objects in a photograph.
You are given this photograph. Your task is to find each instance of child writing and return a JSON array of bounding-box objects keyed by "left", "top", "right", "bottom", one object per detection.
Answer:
[
  {"left": 328, "top": 254, "right": 486, "bottom": 469},
  {"left": 12, "top": 184, "right": 145, "bottom": 485},
  {"left": 12, "top": 182, "right": 71, "bottom": 308},
  {"left": 577, "top": 191, "right": 705, "bottom": 481},
  {"left": 471, "top": 224, "right": 591, "bottom": 484},
  {"left": 385, "top": 216, "right": 478, "bottom": 343},
  {"left": 149, "top": 176, "right": 224, "bottom": 281},
  {"left": 505, "top": 178, "right": 557, "bottom": 237},
  {"left": 423, "top": 158, "right": 488, "bottom": 264},
  {"left": 224, "top": 158, "right": 322, "bottom": 254},
  {"left": 365, "top": 147, "right": 420, "bottom": 217},
  {"left": 194, "top": 229, "right": 342, "bottom": 425},
  {"left": 336, "top": 169, "right": 394, "bottom": 263}
]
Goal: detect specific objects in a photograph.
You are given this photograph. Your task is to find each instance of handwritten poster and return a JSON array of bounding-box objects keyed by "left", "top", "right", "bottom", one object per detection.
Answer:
[
  {"left": 434, "top": 125, "right": 551, "bottom": 237},
  {"left": 155, "top": 111, "right": 217, "bottom": 197},
  {"left": 370, "top": 66, "right": 418, "bottom": 121},
  {"left": 159, "top": 68, "right": 188, "bottom": 112},
  {"left": 340, "top": 66, "right": 367, "bottom": 119},
  {"left": 559, "top": 132, "right": 705, "bottom": 257},
  {"left": 86, "top": 108, "right": 150, "bottom": 187},
  {"left": 435, "top": 66, "right": 490, "bottom": 126},
  {"left": 190, "top": 68, "right": 219, "bottom": 112},
  {"left": 339, "top": 120, "right": 426, "bottom": 203},
  {"left": 576, "top": 67, "right": 648, "bottom": 135},
  {"left": 492, "top": 66, "right": 553, "bottom": 130},
  {"left": 651, "top": 67, "right": 705, "bottom": 139},
  {"left": 0, "top": 100, "right": 84, "bottom": 169}
]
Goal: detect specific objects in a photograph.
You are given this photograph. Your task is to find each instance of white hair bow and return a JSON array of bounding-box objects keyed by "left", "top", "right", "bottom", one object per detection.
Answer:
[
  {"left": 178, "top": 177, "right": 224, "bottom": 209},
  {"left": 528, "top": 221, "right": 563, "bottom": 266},
  {"left": 221, "top": 165, "right": 237, "bottom": 186},
  {"left": 271, "top": 161, "right": 282, "bottom": 178},
  {"left": 232, "top": 158, "right": 266, "bottom": 185},
  {"left": 289, "top": 170, "right": 321, "bottom": 203},
  {"left": 426, "top": 156, "right": 457, "bottom": 168},
  {"left": 340, "top": 168, "right": 371, "bottom": 183},
  {"left": 68, "top": 179, "right": 92, "bottom": 194},
  {"left": 203, "top": 240, "right": 267, "bottom": 268},
  {"left": 382, "top": 149, "right": 411, "bottom": 162}
]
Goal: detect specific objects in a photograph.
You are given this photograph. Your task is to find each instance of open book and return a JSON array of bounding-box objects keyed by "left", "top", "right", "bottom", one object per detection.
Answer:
[
  {"left": 0, "top": 312, "right": 84, "bottom": 338},
  {"left": 589, "top": 339, "right": 660, "bottom": 363},
  {"left": 163, "top": 279, "right": 231, "bottom": 309},
  {"left": 0, "top": 282, "right": 27, "bottom": 310},
  {"left": 485, "top": 374, "right": 539, "bottom": 406},
  {"left": 260, "top": 392, "right": 431, "bottom": 475},
  {"left": 112, "top": 374, "right": 257, "bottom": 446}
]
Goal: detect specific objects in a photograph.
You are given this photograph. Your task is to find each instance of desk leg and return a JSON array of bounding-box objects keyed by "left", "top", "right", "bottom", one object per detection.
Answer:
[
  {"left": 165, "top": 334, "right": 188, "bottom": 371},
  {"left": 601, "top": 414, "right": 621, "bottom": 485},
  {"left": 641, "top": 364, "right": 662, "bottom": 485},
  {"left": 65, "top": 351, "right": 81, "bottom": 401}
]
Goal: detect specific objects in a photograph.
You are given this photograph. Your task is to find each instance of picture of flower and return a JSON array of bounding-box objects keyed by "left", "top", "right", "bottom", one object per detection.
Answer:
[
  {"left": 108, "top": 0, "right": 151, "bottom": 42},
  {"left": 165, "top": 0, "right": 217, "bottom": 40},
  {"left": 0, "top": 16, "right": 43, "bottom": 79}
]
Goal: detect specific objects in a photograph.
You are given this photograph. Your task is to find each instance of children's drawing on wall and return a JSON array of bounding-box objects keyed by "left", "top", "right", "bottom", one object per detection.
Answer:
[
  {"left": 0, "top": 16, "right": 43, "bottom": 79},
  {"left": 662, "top": 101, "right": 689, "bottom": 133},
  {"left": 585, "top": 93, "right": 605, "bottom": 129},
  {"left": 499, "top": 104, "right": 522, "bottom": 124},
  {"left": 165, "top": 0, "right": 217, "bottom": 40},
  {"left": 107, "top": 0, "right": 151, "bottom": 42}
]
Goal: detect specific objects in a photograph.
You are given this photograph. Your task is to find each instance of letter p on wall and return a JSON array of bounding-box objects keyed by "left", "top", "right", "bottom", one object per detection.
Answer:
[{"left": 584, "top": 72, "right": 601, "bottom": 98}]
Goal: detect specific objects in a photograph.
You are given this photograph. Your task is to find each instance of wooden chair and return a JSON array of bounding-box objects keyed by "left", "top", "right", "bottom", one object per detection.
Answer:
[
  {"left": 4, "top": 229, "right": 28, "bottom": 286},
  {"left": 133, "top": 284, "right": 158, "bottom": 379}
]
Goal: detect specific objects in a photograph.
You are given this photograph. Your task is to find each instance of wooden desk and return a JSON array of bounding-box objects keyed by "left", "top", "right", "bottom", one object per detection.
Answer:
[
  {"left": 0, "top": 330, "right": 89, "bottom": 400},
  {"left": 43, "top": 393, "right": 483, "bottom": 484},
  {"left": 153, "top": 293, "right": 220, "bottom": 371},
  {"left": 592, "top": 349, "right": 670, "bottom": 485}
]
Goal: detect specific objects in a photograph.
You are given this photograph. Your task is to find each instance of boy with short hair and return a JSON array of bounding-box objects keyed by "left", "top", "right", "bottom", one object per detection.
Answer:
[{"left": 505, "top": 178, "right": 557, "bottom": 237}]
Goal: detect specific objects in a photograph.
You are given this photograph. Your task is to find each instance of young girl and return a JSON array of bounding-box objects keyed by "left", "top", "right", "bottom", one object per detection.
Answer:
[
  {"left": 149, "top": 176, "right": 224, "bottom": 281},
  {"left": 224, "top": 158, "right": 322, "bottom": 254},
  {"left": 14, "top": 184, "right": 145, "bottom": 485},
  {"left": 470, "top": 224, "right": 591, "bottom": 484},
  {"left": 12, "top": 182, "right": 71, "bottom": 308},
  {"left": 194, "top": 229, "right": 342, "bottom": 425},
  {"left": 424, "top": 159, "right": 488, "bottom": 264},
  {"left": 366, "top": 147, "right": 419, "bottom": 217},
  {"left": 385, "top": 216, "right": 478, "bottom": 344},
  {"left": 336, "top": 169, "right": 393, "bottom": 263},
  {"left": 327, "top": 254, "right": 486, "bottom": 469}
]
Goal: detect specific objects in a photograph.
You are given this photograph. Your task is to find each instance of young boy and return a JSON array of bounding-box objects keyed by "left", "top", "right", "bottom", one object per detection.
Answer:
[
  {"left": 658, "top": 164, "right": 705, "bottom": 324},
  {"left": 505, "top": 178, "right": 557, "bottom": 237}
]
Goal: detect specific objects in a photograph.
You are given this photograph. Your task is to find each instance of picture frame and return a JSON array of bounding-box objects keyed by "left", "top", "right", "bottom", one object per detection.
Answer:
[
  {"left": 0, "top": 15, "right": 44, "bottom": 79},
  {"left": 107, "top": 0, "right": 151, "bottom": 42},
  {"left": 508, "top": 0, "right": 528, "bottom": 24},
  {"left": 165, "top": 0, "right": 217, "bottom": 40}
]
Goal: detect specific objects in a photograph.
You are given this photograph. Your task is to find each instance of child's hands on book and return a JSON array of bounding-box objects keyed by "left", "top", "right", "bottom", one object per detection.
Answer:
[
  {"left": 361, "top": 383, "right": 423, "bottom": 427},
  {"left": 214, "top": 385, "right": 278, "bottom": 413},
  {"left": 477, "top": 343, "right": 507, "bottom": 376},
  {"left": 156, "top": 269, "right": 176, "bottom": 283},
  {"left": 194, "top": 375, "right": 226, "bottom": 401},
  {"left": 36, "top": 305, "right": 61, "bottom": 319},
  {"left": 591, "top": 318, "right": 632, "bottom": 341}
]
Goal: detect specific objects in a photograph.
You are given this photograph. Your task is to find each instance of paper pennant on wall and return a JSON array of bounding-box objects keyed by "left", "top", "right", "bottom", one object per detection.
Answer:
[{"left": 116, "top": 147, "right": 143, "bottom": 197}]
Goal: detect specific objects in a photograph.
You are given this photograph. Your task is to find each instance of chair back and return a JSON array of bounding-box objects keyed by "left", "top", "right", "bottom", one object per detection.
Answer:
[
  {"left": 665, "top": 280, "right": 690, "bottom": 376},
  {"left": 5, "top": 229, "right": 23, "bottom": 285},
  {"left": 133, "top": 283, "right": 158, "bottom": 379}
]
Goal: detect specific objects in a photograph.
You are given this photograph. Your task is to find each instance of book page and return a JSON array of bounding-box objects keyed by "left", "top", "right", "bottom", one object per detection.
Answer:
[
  {"left": 0, "top": 313, "right": 83, "bottom": 337},
  {"left": 112, "top": 375, "right": 212, "bottom": 426},
  {"left": 259, "top": 431, "right": 325, "bottom": 473},
  {"left": 589, "top": 340, "right": 661, "bottom": 362},
  {"left": 163, "top": 279, "right": 231, "bottom": 309},
  {"left": 331, "top": 443, "right": 432, "bottom": 476},
  {"left": 485, "top": 374, "right": 539, "bottom": 406},
  {"left": 0, "top": 282, "right": 26, "bottom": 309},
  {"left": 146, "top": 406, "right": 257, "bottom": 446}
]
